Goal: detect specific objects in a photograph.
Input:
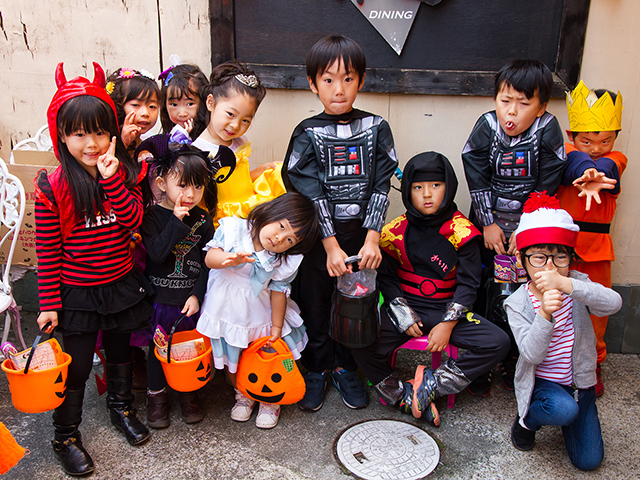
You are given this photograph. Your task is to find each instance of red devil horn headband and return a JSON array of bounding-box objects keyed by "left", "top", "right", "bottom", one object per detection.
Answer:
[
  {"left": 47, "top": 61, "right": 118, "bottom": 160},
  {"left": 55, "top": 62, "right": 106, "bottom": 89}
]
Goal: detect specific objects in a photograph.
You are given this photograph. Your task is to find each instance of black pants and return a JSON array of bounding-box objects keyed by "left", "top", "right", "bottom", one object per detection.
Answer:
[
  {"left": 63, "top": 331, "right": 132, "bottom": 391},
  {"left": 292, "top": 221, "right": 367, "bottom": 373},
  {"left": 351, "top": 303, "right": 510, "bottom": 385}
]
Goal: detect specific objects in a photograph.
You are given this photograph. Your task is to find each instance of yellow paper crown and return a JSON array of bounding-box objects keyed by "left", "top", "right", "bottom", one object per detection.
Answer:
[{"left": 566, "top": 80, "right": 623, "bottom": 132}]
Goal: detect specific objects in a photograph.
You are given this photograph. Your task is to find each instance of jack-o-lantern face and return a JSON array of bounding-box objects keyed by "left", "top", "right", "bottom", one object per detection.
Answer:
[
  {"left": 238, "top": 357, "right": 305, "bottom": 405},
  {"left": 54, "top": 371, "right": 67, "bottom": 399},
  {"left": 246, "top": 372, "right": 285, "bottom": 403},
  {"left": 196, "top": 360, "right": 212, "bottom": 382}
]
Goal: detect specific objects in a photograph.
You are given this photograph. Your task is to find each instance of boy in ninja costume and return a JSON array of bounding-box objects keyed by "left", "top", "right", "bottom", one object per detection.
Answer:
[{"left": 351, "top": 152, "right": 510, "bottom": 425}]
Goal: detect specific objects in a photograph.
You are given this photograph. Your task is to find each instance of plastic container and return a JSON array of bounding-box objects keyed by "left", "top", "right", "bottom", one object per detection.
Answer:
[
  {"left": 330, "top": 256, "right": 380, "bottom": 348},
  {"left": 154, "top": 315, "right": 213, "bottom": 392}
]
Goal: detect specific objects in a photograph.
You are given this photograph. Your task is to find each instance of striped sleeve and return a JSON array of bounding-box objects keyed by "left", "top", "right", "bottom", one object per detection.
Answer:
[
  {"left": 100, "top": 174, "right": 143, "bottom": 230},
  {"left": 35, "top": 200, "right": 63, "bottom": 311}
]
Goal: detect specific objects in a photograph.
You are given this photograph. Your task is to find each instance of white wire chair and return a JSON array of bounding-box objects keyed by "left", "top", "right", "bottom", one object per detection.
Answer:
[
  {"left": 9, "top": 125, "right": 53, "bottom": 164},
  {"left": 0, "top": 157, "right": 27, "bottom": 353}
]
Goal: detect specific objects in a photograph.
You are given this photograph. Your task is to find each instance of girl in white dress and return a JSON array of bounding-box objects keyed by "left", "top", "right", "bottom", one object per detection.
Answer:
[{"left": 197, "top": 193, "right": 319, "bottom": 428}]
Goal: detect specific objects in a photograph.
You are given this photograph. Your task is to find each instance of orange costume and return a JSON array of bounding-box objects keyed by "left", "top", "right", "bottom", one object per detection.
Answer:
[{"left": 557, "top": 143, "right": 627, "bottom": 363}]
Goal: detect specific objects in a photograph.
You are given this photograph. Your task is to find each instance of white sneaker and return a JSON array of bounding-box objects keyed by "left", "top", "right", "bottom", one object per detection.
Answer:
[
  {"left": 256, "top": 402, "right": 280, "bottom": 429},
  {"left": 231, "top": 389, "right": 256, "bottom": 422}
]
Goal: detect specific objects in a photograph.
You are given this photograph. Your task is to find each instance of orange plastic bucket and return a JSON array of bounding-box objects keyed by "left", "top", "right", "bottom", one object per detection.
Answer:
[
  {"left": 154, "top": 329, "right": 212, "bottom": 392},
  {"left": 2, "top": 352, "right": 72, "bottom": 413}
]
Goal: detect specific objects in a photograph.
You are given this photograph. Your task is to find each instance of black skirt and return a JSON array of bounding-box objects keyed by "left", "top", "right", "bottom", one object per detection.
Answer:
[{"left": 58, "top": 268, "right": 154, "bottom": 335}]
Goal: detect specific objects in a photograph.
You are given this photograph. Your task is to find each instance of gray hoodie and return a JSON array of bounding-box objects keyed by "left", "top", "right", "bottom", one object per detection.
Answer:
[{"left": 504, "top": 270, "right": 622, "bottom": 419}]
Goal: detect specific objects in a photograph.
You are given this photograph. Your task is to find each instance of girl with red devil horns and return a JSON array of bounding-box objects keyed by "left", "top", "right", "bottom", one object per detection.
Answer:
[{"left": 34, "top": 62, "right": 153, "bottom": 476}]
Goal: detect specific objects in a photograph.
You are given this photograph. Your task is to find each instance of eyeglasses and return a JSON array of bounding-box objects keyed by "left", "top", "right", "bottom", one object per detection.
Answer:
[{"left": 524, "top": 253, "right": 571, "bottom": 268}]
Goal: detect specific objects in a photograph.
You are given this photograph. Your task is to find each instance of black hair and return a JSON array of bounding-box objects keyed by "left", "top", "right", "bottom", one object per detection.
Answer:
[
  {"left": 106, "top": 68, "right": 161, "bottom": 132},
  {"left": 306, "top": 35, "right": 366, "bottom": 88},
  {"left": 200, "top": 61, "right": 266, "bottom": 126},
  {"left": 159, "top": 64, "right": 209, "bottom": 139},
  {"left": 247, "top": 193, "right": 320, "bottom": 261},
  {"left": 56, "top": 95, "right": 140, "bottom": 223},
  {"left": 493, "top": 59, "right": 553, "bottom": 104},
  {"left": 570, "top": 89, "right": 621, "bottom": 136},
  {"left": 157, "top": 149, "right": 217, "bottom": 213}
]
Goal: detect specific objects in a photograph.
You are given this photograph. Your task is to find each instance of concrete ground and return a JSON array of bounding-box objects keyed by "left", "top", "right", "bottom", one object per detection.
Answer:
[{"left": 1, "top": 312, "right": 639, "bottom": 480}]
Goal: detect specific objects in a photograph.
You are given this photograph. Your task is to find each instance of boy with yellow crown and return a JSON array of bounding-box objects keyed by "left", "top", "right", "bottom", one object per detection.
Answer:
[{"left": 557, "top": 80, "right": 626, "bottom": 396}]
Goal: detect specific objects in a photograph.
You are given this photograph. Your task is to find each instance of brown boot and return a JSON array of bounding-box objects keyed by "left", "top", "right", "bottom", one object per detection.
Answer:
[
  {"left": 147, "top": 388, "right": 170, "bottom": 429},
  {"left": 178, "top": 391, "right": 203, "bottom": 424}
]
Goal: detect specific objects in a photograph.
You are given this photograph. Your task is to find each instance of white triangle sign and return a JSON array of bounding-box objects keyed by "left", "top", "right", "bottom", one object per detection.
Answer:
[{"left": 350, "top": 0, "right": 422, "bottom": 55}]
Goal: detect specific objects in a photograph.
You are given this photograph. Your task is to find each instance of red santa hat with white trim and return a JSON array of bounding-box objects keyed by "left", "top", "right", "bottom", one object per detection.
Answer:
[{"left": 514, "top": 191, "right": 580, "bottom": 251}]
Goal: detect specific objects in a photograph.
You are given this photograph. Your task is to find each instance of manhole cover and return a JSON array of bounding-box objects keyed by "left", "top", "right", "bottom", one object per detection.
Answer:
[{"left": 334, "top": 419, "right": 440, "bottom": 480}]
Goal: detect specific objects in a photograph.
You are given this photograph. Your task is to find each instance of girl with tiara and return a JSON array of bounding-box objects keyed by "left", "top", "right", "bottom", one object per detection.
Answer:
[{"left": 192, "top": 61, "right": 285, "bottom": 226}]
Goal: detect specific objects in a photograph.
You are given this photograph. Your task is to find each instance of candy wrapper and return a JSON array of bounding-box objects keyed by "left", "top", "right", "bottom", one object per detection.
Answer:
[
  {"left": 154, "top": 326, "right": 207, "bottom": 362},
  {"left": 1, "top": 339, "right": 64, "bottom": 372}
]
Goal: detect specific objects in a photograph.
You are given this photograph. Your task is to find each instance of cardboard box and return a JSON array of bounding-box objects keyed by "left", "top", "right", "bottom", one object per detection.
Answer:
[{"left": 0, "top": 152, "right": 57, "bottom": 267}]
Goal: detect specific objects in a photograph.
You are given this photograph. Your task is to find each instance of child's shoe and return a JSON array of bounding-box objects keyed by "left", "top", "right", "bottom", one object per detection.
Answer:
[
  {"left": 331, "top": 369, "right": 368, "bottom": 409},
  {"left": 412, "top": 365, "right": 440, "bottom": 426},
  {"left": 147, "top": 388, "right": 170, "bottom": 429},
  {"left": 298, "top": 370, "right": 329, "bottom": 411},
  {"left": 397, "top": 380, "right": 414, "bottom": 415},
  {"left": 256, "top": 402, "right": 280, "bottom": 429},
  {"left": 466, "top": 371, "right": 492, "bottom": 397},
  {"left": 499, "top": 356, "right": 516, "bottom": 391},
  {"left": 595, "top": 364, "right": 604, "bottom": 397},
  {"left": 231, "top": 389, "right": 256, "bottom": 422},
  {"left": 511, "top": 415, "right": 535, "bottom": 451},
  {"left": 179, "top": 391, "right": 203, "bottom": 424}
]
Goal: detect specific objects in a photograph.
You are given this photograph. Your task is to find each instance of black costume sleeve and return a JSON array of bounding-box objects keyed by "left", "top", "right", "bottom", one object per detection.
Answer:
[
  {"left": 362, "top": 119, "right": 398, "bottom": 232},
  {"left": 378, "top": 250, "right": 404, "bottom": 302},
  {"left": 533, "top": 117, "right": 566, "bottom": 195},
  {"left": 450, "top": 237, "right": 482, "bottom": 308},
  {"left": 283, "top": 126, "right": 337, "bottom": 239},
  {"left": 461, "top": 115, "right": 494, "bottom": 227}
]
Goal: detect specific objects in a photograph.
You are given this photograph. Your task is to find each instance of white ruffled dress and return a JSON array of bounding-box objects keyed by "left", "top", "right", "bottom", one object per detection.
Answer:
[{"left": 197, "top": 217, "right": 307, "bottom": 373}]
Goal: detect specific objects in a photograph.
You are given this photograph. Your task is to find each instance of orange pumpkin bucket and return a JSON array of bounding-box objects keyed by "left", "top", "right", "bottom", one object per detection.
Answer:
[
  {"left": 154, "top": 315, "right": 213, "bottom": 392},
  {"left": 1, "top": 329, "right": 72, "bottom": 413}
]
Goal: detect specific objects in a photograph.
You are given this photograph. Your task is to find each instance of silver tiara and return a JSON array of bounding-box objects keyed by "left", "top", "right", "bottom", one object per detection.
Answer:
[{"left": 235, "top": 74, "right": 259, "bottom": 88}]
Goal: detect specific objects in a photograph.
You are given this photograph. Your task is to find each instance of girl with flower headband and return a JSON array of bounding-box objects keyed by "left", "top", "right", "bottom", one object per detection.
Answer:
[
  {"left": 106, "top": 67, "right": 161, "bottom": 151},
  {"left": 158, "top": 55, "right": 209, "bottom": 139},
  {"left": 34, "top": 62, "right": 153, "bottom": 476},
  {"left": 192, "top": 60, "right": 286, "bottom": 226},
  {"left": 133, "top": 131, "right": 217, "bottom": 429}
]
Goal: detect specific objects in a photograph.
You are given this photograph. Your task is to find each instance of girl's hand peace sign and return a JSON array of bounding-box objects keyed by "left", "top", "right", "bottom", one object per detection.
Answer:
[{"left": 98, "top": 137, "right": 119, "bottom": 179}]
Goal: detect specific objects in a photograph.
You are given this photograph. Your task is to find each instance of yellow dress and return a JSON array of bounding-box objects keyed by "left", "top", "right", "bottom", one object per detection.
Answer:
[{"left": 201, "top": 141, "right": 286, "bottom": 227}]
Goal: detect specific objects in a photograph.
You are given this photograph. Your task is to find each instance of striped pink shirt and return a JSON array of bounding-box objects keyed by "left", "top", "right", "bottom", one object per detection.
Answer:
[{"left": 526, "top": 283, "right": 575, "bottom": 386}]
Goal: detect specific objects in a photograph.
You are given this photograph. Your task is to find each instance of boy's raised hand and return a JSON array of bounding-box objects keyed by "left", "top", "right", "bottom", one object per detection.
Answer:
[
  {"left": 533, "top": 268, "right": 573, "bottom": 295},
  {"left": 573, "top": 168, "right": 617, "bottom": 211},
  {"left": 483, "top": 223, "right": 507, "bottom": 255},
  {"left": 98, "top": 137, "right": 119, "bottom": 179},
  {"left": 539, "top": 288, "right": 564, "bottom": 320},
  {"left": 121, "top": 110, "right": 142, "bottom": 148},
  {"left": 173, "top": 192, "right": 190, "bottom": 221}
]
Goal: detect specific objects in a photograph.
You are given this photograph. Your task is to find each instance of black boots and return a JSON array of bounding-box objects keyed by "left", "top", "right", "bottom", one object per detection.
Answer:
[
  {"left": 52, "top": 389, "right": 95, "bottom": 477},
  {"left": 106, "top": 362, "right": 150, "bottom": 446}
]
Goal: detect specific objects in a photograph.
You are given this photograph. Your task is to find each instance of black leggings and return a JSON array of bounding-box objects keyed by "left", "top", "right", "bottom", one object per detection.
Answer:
[{"left": 63, "top": 331, "right": 132, "bottom": 390}]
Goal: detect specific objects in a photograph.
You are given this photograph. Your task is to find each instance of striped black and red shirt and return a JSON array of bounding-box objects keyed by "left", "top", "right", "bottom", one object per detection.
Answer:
[{"left": 35, "top": 174, "right": 143, "bottom": 311}]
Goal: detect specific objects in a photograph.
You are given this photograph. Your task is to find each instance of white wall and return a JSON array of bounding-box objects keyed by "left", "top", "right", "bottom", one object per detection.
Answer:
[{"left": 2, "top": 0, "right": 639, "bottom": 283}]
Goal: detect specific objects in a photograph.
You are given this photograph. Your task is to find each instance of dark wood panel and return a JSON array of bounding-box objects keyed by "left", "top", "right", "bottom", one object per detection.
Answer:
[{"left": 210, "top": 0, "right": 590, "bottom": 96}]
